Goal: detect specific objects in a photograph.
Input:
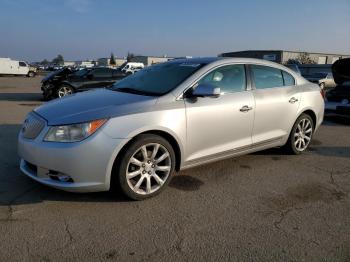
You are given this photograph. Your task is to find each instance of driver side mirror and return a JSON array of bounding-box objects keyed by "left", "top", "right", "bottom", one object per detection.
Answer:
[{"left": 189, "top": 83, "right": 221, "bottom": 98}]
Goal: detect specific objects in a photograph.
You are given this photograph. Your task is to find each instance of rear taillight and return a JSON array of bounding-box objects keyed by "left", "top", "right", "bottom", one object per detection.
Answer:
[{"left": 320, "top": 89, "right": 325, "bottom": 99}]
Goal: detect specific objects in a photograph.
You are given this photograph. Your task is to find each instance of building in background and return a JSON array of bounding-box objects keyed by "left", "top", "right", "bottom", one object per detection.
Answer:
[
  {"left": 97, "top": 57, "right": 126, "bottom": 67},
  {"left": 63, "top": 61, "right": 76, "bottom": 67},
  {"left": 76, "top": 60, "right": 96, "bottom": 68},
  {"left": 129, "top": 55, "right": 171, "bottom": 66},
  {"left": 219, "top": 50, "right": 350, "bottom": 64}
]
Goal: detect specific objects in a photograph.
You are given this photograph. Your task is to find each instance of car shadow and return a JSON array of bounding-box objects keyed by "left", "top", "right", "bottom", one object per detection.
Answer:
[
  {"left": 323, "top": 116, "right": 350, "bottom": 126},
  {"left": 309, "top": 146, "right": 350, "bottom": 158},
  {"left": 0, "top": 92, "right": 43, "bottom": 102}
]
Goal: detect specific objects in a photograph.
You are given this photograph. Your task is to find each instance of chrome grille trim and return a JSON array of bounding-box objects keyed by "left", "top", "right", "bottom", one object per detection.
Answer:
[{"left": 21, "top": 113, "right": 46, "bottom": 139}]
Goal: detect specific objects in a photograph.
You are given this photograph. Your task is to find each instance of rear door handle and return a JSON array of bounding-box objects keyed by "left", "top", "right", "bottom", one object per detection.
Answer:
[
  {"left": 239, "top": 105, "right": 253, "bottom": 112},
  {"left": 289, "top": 97, "right": 298, "bottom": 104}
]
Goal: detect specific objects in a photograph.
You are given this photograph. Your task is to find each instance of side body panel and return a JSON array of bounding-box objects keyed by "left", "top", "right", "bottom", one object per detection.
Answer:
[
  {"left": 184, "top": 91, "right": 254, "bottom": 163},
  {"left": 251, "top": 86, "right": 301, "bottom": 144}
]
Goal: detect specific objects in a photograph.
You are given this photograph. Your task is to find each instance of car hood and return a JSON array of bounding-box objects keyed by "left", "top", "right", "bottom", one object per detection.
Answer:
[
  {"left": 332, "top": 58, "right": 350, "bottom": 85},
  {"left": 42, "top": 68, "right": 72, "bottom": 83},
  {"left": 35, "top": 89, "right": 158, "bottom": 125}
]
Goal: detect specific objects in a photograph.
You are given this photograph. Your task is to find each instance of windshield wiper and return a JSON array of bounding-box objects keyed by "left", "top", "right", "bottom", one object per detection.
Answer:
[{"left": 112, "top": 87, "right": 160, "bottom": 96}]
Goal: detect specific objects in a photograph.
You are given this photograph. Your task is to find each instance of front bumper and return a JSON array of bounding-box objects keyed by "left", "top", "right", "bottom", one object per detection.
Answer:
[{"left": 18, "top": 124, "right": 128, "bottom": 193}]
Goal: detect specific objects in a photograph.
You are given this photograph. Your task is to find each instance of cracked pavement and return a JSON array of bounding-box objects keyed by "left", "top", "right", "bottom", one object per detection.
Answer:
[{"left": 0, "top": 77, "right": 349, "bottom": 261}]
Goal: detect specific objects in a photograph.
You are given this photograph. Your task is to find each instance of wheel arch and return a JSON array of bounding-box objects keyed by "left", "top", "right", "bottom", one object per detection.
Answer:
[
  {"left": 109, "top": 129, "right": 183, "bottom": 190},
  {"left": 298, "top": 109, "right": 317, "bottom": 130},
  {"left": 284, "top": 108, "right": 318, "bottom": 146},
  {"left": 59, "top": 82, "right": 76, "bottom": 90}
]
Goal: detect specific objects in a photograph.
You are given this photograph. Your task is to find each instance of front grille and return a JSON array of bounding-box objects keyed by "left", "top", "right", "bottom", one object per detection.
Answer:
[{"left": 21, "top": 113, "right": 45, "bottom": 139}]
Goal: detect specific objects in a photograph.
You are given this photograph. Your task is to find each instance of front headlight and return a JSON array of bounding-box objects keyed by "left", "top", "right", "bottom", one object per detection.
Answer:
[{"left": 44, "top": 119, "right": 107, "bottom": 142}]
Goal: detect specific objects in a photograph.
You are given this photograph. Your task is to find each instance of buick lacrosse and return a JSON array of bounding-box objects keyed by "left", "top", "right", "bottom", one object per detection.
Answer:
[{"left": 18, "top": 58, "right": 324, "bottom": 200}]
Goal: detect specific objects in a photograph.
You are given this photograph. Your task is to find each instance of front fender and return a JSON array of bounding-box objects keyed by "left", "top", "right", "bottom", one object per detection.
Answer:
[{"left": 101, "top": 107, "right": 187, "bottom": 167}]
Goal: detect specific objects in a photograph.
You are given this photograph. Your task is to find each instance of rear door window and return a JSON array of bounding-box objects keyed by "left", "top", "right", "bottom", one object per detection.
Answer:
[{"left": 251, "top": 65, "right": 284, "bottom": 89}]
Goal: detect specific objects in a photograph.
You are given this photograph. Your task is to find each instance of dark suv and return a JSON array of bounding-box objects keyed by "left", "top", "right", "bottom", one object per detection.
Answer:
[{"left": 41, "top": 67, "right": 127, "bottom": 100}]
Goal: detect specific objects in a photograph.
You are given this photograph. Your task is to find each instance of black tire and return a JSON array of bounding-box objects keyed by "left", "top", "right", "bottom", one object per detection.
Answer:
[
  {"left": 56, "top": 85, "right": 74, "bottom": 98},
  {"left": 284, "top": 113, "right": 314, "bottom": 155},
  {"left": 27, "top": 71, "right": 35, "bottom": 77},
  {"left": 114, "top": 134, "right": 176, "bottom": 200},
  {"left": 43, "top": 92, "right": 51, "bottom": 101}
]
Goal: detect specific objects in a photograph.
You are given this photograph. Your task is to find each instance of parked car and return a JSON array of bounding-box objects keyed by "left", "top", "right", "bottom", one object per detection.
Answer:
[
  {"left": 318, "top": 72, "right": 336, "bottom": 90},
  {"left": 41, "top": 67, "right": 76, "bottom": 99},
  {"left": 119, "top": 62, "right": 145, "bottom": 75},
  {"left": 325, "top": 58, "right": 350, "bottom": 117},
  {"left": 41, "top": 67, "right": 127, "bottom": 100},
  {"left": 18, "top": 58, "right": 324, "bottom": 200},
  {"left": 0, "top": 58, "right": 36, "bottom": 77}
]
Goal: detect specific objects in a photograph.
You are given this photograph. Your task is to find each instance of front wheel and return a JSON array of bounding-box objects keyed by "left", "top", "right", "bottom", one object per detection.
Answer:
[
  {"left": 56, "top": 85, "right": 74, "bottom": 98},
  {"left": 115, "top": 134, "right": 175, "bottom": 200},
  {"left": 284, "top": 113, "right": 314, "bottom": 155}
]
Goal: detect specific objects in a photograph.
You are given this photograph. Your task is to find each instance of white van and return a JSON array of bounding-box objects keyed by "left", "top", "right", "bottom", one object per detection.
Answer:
[
  {"left": 0, "top": 58, "right": 36, "bottom": 77},
  {"left": 119, "top": 62, "right": 144, "bottom": 74}
]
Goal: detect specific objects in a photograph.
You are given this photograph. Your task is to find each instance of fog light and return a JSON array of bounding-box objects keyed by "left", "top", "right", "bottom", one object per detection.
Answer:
[
  {"left": 57, "top": 175, "right": 72, "bottom": 182},
  {"left": 48, "top": 171, "right": 73, "bottom": 182}
]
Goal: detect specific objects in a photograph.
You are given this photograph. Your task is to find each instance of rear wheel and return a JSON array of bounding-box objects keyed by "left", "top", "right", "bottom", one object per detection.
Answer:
[
  {"left": 115, "top": 134, "right": 175, "bottom": 200},
  {"left": 284, "top": 113, "right": 314, "bottom": 155},
  {"left": 57, "top": 85, "right": 74, "bottom": 98},
  {"left": 27, "top": 71, "right": 35, "bottom": 77}
]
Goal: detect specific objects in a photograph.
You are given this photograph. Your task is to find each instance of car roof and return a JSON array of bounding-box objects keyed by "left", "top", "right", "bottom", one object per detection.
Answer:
[
  {"left": 169, "top": 57, "right": 222, "bottom": 64},
  {"left": 168, "top": 57, "right": 293, "bottom": 68}
]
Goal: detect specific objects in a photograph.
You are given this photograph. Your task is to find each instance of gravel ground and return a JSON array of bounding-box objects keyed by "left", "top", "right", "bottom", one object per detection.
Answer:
[{"left": 0, "top": 76, "right": 349, "bottom": 261}]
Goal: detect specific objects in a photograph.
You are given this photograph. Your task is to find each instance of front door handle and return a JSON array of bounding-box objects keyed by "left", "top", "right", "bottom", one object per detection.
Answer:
[
  {"left": 289, "top": 97, "right": 298, "bottom": 104},
  {"left": 239, "top": 105, "right": 253, "bottom": 112}
]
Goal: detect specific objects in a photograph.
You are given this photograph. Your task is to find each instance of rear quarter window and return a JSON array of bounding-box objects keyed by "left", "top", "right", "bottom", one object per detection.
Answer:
[{"left": 282, "top": 71, "right": 295, "bottom": 86}]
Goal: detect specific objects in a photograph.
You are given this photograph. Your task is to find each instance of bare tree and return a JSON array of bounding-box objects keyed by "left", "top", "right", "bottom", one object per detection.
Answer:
[{"left": 296, "top": 53, "right": 316, "bottom": 64}]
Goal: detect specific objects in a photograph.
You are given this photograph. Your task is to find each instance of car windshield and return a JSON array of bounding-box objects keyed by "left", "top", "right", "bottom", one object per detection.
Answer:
[
  {"left": 112, "top": 61, "right": 205, "bottom": 96},
  {"left": 73, "top": 68, "right": 90, "bottom": 76}
]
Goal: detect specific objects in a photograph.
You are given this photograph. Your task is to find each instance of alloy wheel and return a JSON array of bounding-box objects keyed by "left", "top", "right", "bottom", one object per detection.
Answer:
[
  {"left": 58, "top": 86, "right": 73, "bottom": 98},
  {"left": 293, "top": 118, "right": 313, "bottom": 151},
  {"left": 126, "top": 143, "right": 172, "bottom": 195}
]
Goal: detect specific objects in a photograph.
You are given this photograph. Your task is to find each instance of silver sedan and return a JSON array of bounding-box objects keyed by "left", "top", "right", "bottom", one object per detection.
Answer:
[{"left": 18, "top": 58, "right": 324, "bottom": 200}]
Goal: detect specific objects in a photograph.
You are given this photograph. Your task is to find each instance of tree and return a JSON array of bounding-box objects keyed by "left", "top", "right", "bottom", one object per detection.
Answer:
[
  {"left": 52, "top": 54, "right": 64, "bottom": 65},
  {"left": 110, "top": 52, "right": 116, "bottom": 66},
  {"left": 294, "top": 52, "right": 316, "bottom": 64},
  {"left": 127, "top": 52, "right": 135, "bottom": 62},
  {"left": 40, "top": 59, "right": 49, "bottom": 65}
]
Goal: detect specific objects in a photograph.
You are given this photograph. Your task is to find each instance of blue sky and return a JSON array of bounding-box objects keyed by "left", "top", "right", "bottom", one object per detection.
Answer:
[{"left": 0, "top": 0, "right": 349, "bottom": 62}]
